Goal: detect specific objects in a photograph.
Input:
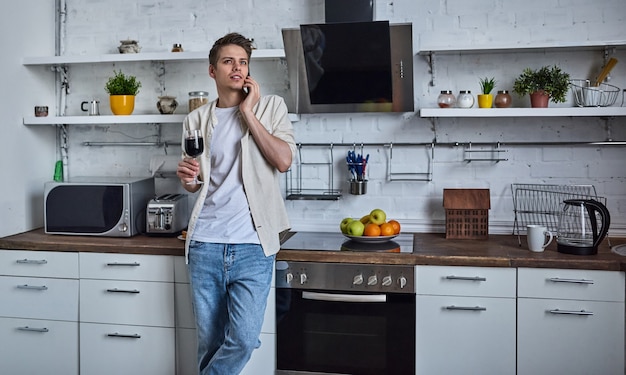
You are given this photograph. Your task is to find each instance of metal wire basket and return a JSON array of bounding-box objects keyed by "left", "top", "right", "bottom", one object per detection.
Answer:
[
  {"left": 511, "top": 183, "right": 607, "bottom": 245},
  {"left": 570, "top": 79, "right": 620, "bottom": 107}
]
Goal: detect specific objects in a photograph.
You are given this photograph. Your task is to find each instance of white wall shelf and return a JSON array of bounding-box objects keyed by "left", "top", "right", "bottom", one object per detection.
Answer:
[
  {"left": 417, "top": 41, "right": 626, "bottom": 55},
  {"left": 22, "top": 49, "right": 285, "bottom": 66},
  {"left": 24, "top": 113, "right": 300, "bottom": 125},
  {"left": 420, "top": 107, "right": 626, "bottom": 118}
]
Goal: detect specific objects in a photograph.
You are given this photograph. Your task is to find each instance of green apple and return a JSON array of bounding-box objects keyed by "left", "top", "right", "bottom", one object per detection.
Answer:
[
  {"left": 347, "top": 220, "right": 365, "bottom": 236},
  {"left": 359, "top": 214, "right": 371, "bottom": 224},
  {"left": 340, "top": 217, "right": 354, "bottom": 234},
  {"left": 369, "top": 208, "right": 387, "bottom": 225}
]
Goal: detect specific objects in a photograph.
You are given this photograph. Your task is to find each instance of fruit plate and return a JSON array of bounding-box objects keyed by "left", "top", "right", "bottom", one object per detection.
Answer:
[{"left": 343, "top": 234, "right": 398, "bottom": 243}]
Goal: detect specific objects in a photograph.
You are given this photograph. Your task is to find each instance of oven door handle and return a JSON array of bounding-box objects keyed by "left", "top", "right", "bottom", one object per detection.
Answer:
[{"left": 302, "top": 291, "right": 387, "bottom": 303}]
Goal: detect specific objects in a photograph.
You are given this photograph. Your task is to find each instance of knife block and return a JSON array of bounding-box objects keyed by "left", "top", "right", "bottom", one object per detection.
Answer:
[{"left": 443, "top": 188, "right": 490, "bottom": 239}]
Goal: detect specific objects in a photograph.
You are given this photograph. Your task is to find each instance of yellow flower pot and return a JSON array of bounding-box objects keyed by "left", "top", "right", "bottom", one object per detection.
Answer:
[
  {"left": 477, "top": 94, "right": 493, "bottom": 108},
  {"left": 109, "top": 95, "right": 136, "bottom": 115}
]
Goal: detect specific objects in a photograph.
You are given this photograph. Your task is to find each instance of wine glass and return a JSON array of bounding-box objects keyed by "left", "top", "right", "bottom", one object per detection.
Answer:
[{"left": 184, "top": 129, "right": 204, "bottom": 185}]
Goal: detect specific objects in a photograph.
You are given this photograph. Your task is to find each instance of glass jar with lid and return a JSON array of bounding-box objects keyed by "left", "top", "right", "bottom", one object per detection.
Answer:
[
  {"left": 437, "top": 90, "right": 456, "bottom": 108},
  {"left": 189, "top": 91, "right": 209, "bottom": 112},
  {"left": 494, "top": 90, "right": 512, "bottom": 108},
  {"left": 457, "top": 90, "right": 474, "bottom": 108}
]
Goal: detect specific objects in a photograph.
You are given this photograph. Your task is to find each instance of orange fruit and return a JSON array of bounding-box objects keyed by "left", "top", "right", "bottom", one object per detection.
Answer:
[
  {"left": 388, "top": 220, "right": 401, "bottom": 234},
  {"left": 380, "top": 222, "right": 395, "bottom": 236},
  {"left": 364, "top": 223, "right": 381, "bottom": 236}
]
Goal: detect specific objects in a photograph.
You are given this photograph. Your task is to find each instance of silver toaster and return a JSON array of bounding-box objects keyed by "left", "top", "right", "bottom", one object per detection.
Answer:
[{"left": 146, "top": 194, "right": 189, "bottom": 235}]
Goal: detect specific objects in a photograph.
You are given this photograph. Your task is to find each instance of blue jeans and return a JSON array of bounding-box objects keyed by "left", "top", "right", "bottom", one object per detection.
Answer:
[{"left": 187, "top": 241, "right": 275, "bottom": 375}]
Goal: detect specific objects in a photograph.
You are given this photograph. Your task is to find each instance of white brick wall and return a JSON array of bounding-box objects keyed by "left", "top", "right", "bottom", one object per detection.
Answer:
[{"left": 58, "top": 0, "right": 625, "bottom": 235}]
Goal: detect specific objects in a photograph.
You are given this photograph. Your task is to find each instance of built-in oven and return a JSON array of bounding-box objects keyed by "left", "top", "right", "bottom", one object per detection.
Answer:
[{"left": 276, "top": 232, "right": 416, "bottom": 375}]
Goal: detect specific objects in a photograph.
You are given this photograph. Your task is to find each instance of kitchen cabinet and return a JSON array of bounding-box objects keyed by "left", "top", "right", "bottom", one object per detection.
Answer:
[
  {"left": 0, "top": 250, "right": 79, "bottom": 375},
  {"left": 415, "top": 265, "right": 517, "bottom": 375},
  {"left": 173, "top": 256, "right": 277, "bottom": 375},
  {"left": 517, "top": 267, "right": 625, "bottom": 375},
  {"left": 78, "top": 252, "right": 175, "bottom": 375}
]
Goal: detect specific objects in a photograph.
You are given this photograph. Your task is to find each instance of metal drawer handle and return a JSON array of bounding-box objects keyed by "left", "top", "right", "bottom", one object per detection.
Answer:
[
  {"left": 106, "top": 288, "right": 140, "bottom": 294},
  {"left": 107, "top": 333, "right": 141, "bottom": 339},
  {"left": 302, "top": 291, "right": 386, "bottom": 303},
  {"left": 548, "top": 309, "right": 594, "bottom": 316},
  {"left": 106, "top": 262, "right": 140, "bottom": 267},
  {"left": 18, "top": 326, "right": 49, "bottom": 333},
  {"left": 16, "top": 259, "right": 47, "bottom": 265},
  {"left": 445, "top": 275, "right": 487, "bottom": 282},
  {"left": 547, "top": 277, "right": 594, "bottom": 284},
  {"left": 445, "top": 305, "right": 487, "bottom": 311},
  {"left": 17, "top": 284, "right": 48, "bottom": 291}
]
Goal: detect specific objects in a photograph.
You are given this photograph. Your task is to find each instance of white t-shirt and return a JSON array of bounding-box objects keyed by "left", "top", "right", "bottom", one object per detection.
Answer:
[{"left": 191, "top": 106, "right": 260, "bottom": 244}]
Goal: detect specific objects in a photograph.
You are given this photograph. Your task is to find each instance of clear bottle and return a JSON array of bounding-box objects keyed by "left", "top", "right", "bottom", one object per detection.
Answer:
[
  {"left": 188, "top": 91, "right": 209, "bottom": 112},
  {"left": 437, "top": 90, "right": 456, "bottom": 108},
  {"left": 494, "top": 90, "right": 512, "bottom": 108},
  {"left": 457, "top": 90, "right": 474, "bottom": 108}
]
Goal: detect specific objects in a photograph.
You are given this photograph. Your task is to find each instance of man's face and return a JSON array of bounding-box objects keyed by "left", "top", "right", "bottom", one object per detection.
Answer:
[{"left": 209, "top": 44, "right": 249, "bottom": 92}]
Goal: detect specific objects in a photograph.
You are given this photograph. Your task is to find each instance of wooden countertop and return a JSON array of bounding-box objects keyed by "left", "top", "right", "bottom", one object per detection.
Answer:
[{"left": 1, "top": 228, "right": 625, "bottom": 271}]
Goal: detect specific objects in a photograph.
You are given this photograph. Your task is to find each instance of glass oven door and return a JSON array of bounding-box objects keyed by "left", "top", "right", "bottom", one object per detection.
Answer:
[{"left": 276, "top": 288, "right": 415, "bottom": 375}]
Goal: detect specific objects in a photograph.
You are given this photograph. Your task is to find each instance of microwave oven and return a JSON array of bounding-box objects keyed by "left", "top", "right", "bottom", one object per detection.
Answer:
[{"left": 44, "top": 176, "right": 155, "bottom": 237}]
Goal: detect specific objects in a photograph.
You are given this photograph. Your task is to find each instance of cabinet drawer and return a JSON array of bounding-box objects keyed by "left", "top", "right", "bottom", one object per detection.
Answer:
[
  {"left": 416, "top": 295, "right": 516, "bottom": 375},
  {"left": 0, "top": 250, "right": 78, "bottom": 278},
  {"left": 174, "top": 256, "right": 189, "bottom": 283},
  {"left": 80, "top": 322, "right": 175, "bottom": 375},
  {"left": 0, "top": 317, "right": 78, "bottom": 375},
  {"left": 518, "top": 268, "right": 625, "bottom": 301},
  {"left": 0, "top": 276, "right": 78, "bottom": 320},
  {"left": 80, "top": 279, "right": 174, "bottom": 327},
  {"left": 416, "top": 265, "right": 516, "bottom": 297},
  {"left": 517, "top": 298, "right": 624, "bottom": 374},
  {"left": 79, "top": 252, "right": 174, "bottom": 282}
]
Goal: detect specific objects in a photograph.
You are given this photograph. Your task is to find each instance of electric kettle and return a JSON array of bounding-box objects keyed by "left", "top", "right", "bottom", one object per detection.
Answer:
[{"left": 556, "top": 199, "right": 610, "bottom": 255}]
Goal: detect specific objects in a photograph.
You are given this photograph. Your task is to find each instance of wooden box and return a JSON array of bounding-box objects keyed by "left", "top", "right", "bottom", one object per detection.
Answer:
[{"left": 443, "top": 188, "right": 490, "bottom": 239}]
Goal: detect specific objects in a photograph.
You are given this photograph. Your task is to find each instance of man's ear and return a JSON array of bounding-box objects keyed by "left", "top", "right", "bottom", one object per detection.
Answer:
[{"left": 208, "top": 64, "right": 216, "bottom": 78}]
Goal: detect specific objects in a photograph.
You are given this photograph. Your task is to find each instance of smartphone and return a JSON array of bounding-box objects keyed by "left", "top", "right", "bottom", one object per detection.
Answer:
[{"left": 243, "top": 72, "right": 250, "bottom": 94}]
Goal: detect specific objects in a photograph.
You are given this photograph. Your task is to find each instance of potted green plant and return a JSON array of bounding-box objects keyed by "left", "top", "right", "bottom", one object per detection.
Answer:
[
  {"left": 477, "top": 77, "right": 496, "bottom": 108},
  {"left": 105, "top": 70, "right": 141, "bottom": 115},
  {"left": 513, "top": 65, "right": 570, "bottom": 108}
]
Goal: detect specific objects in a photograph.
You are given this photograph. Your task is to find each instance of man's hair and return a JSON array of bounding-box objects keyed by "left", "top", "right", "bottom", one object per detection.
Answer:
[{"left": 209, "top": 32, "right": 253, "bottom": 67}]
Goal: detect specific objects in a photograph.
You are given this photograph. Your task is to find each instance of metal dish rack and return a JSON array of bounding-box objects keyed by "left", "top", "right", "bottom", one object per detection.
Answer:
[
  {"left": 570, "top": 79, "right": 620, "bottom": 107},
  {"left": 511, "top": 183, "right": 605, "bottom": 245}
]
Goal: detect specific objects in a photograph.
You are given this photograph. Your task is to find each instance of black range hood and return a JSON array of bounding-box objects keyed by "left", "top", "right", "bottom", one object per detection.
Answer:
[{"left": 281, "top": 2, "right": 414, "bottom": 114}]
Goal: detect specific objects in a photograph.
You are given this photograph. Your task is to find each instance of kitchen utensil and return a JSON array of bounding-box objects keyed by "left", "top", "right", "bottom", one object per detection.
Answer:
[
  {"left": 526, "top": 224, "right": 553, "bottom": 252},
  {"left": 594, "top": 57, "right": 618, "bottom": 86},
  {"left": 571, "top": 79, "right": 620, "bottom": 107},
  {"left": 81, "top": 100, "right": 100, "bottom": 115},
  {"left": 556, "top": 199, "right": 610, "bottom": 255}
]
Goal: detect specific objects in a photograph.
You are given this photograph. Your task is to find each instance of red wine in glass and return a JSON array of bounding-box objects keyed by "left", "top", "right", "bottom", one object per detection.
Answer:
[{"left": 184, "top": 129, "right": 204, "bottom": 185}]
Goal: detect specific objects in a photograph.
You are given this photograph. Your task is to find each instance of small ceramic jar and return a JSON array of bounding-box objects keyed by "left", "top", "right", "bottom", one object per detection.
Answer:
[
  {"left": 437, "top": 90, "right": 456, "bottom": 108},
  {"left": 495, "top": 90, "right": 512, "bottom": 108},
  {"left": 157, "top": 96, "right": 178, "bottom": 114},
  {"left": 171, "top": 44, "right": 184, "bottom": 52},
  {"left": 457, "top": 90, "right": 474, "bottom": 108}
]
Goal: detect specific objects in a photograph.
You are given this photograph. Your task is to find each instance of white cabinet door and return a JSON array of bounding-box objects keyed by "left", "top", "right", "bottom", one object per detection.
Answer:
[
  {"left": 518, "top": 298, "right": 624, "bottom": 375},
  {"left": 416, "top": 295, "right": 516, "bottom": 375},
  {"left": 80, "top": 322, "right": 175, "bottom": 375},
  {"left": 0, "top": 317, "right": 78, "bottom": 375},
  {"left": 80, "top": 278, "right": 174, "bottom": 327},
  {"left": 0, "top": 276, "right": 78, "bottom": 320},
  {"left": 241, "top": 333, "right": 276, "bottom": 375}
]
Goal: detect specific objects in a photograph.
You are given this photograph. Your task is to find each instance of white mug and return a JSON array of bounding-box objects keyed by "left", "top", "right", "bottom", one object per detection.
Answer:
[{"left": 527, "top": 225, "right": 553, "bottom": 252}]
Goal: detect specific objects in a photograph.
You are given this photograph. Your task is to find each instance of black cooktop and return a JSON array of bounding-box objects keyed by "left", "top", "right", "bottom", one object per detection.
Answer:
[{"left": 280, "top": 231, "right": 415, "bottom": 253}]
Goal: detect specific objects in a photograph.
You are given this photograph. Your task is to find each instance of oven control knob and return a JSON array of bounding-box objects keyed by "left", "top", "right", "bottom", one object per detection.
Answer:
[
  {"left": 367, "top": 275, "right": 378, "bottom": 286},
  {"left": 353, "top": 274, "right": 363, "bottom": 285},
  {"left": 300, "top": 273, "right": 307, "bottom": 285},
  {"left": 399, "top": 276, "right": 407, "bottom": 289},
  {"left": 285, "top": 272, "right": 293, "bottom": 284},
  {"left": 382, "top": 275, "right": 393, "bottom": 287}
]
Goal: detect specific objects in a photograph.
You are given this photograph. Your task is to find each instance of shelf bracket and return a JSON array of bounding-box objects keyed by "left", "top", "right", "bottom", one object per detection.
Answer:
[{"left": 426, "top": 52, "right": 437, "bottom": 87}]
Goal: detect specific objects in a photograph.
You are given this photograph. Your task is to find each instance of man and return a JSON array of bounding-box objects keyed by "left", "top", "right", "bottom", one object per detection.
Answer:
[{"left": 176, "top": 32, "right": 296, "bottom": 375}]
